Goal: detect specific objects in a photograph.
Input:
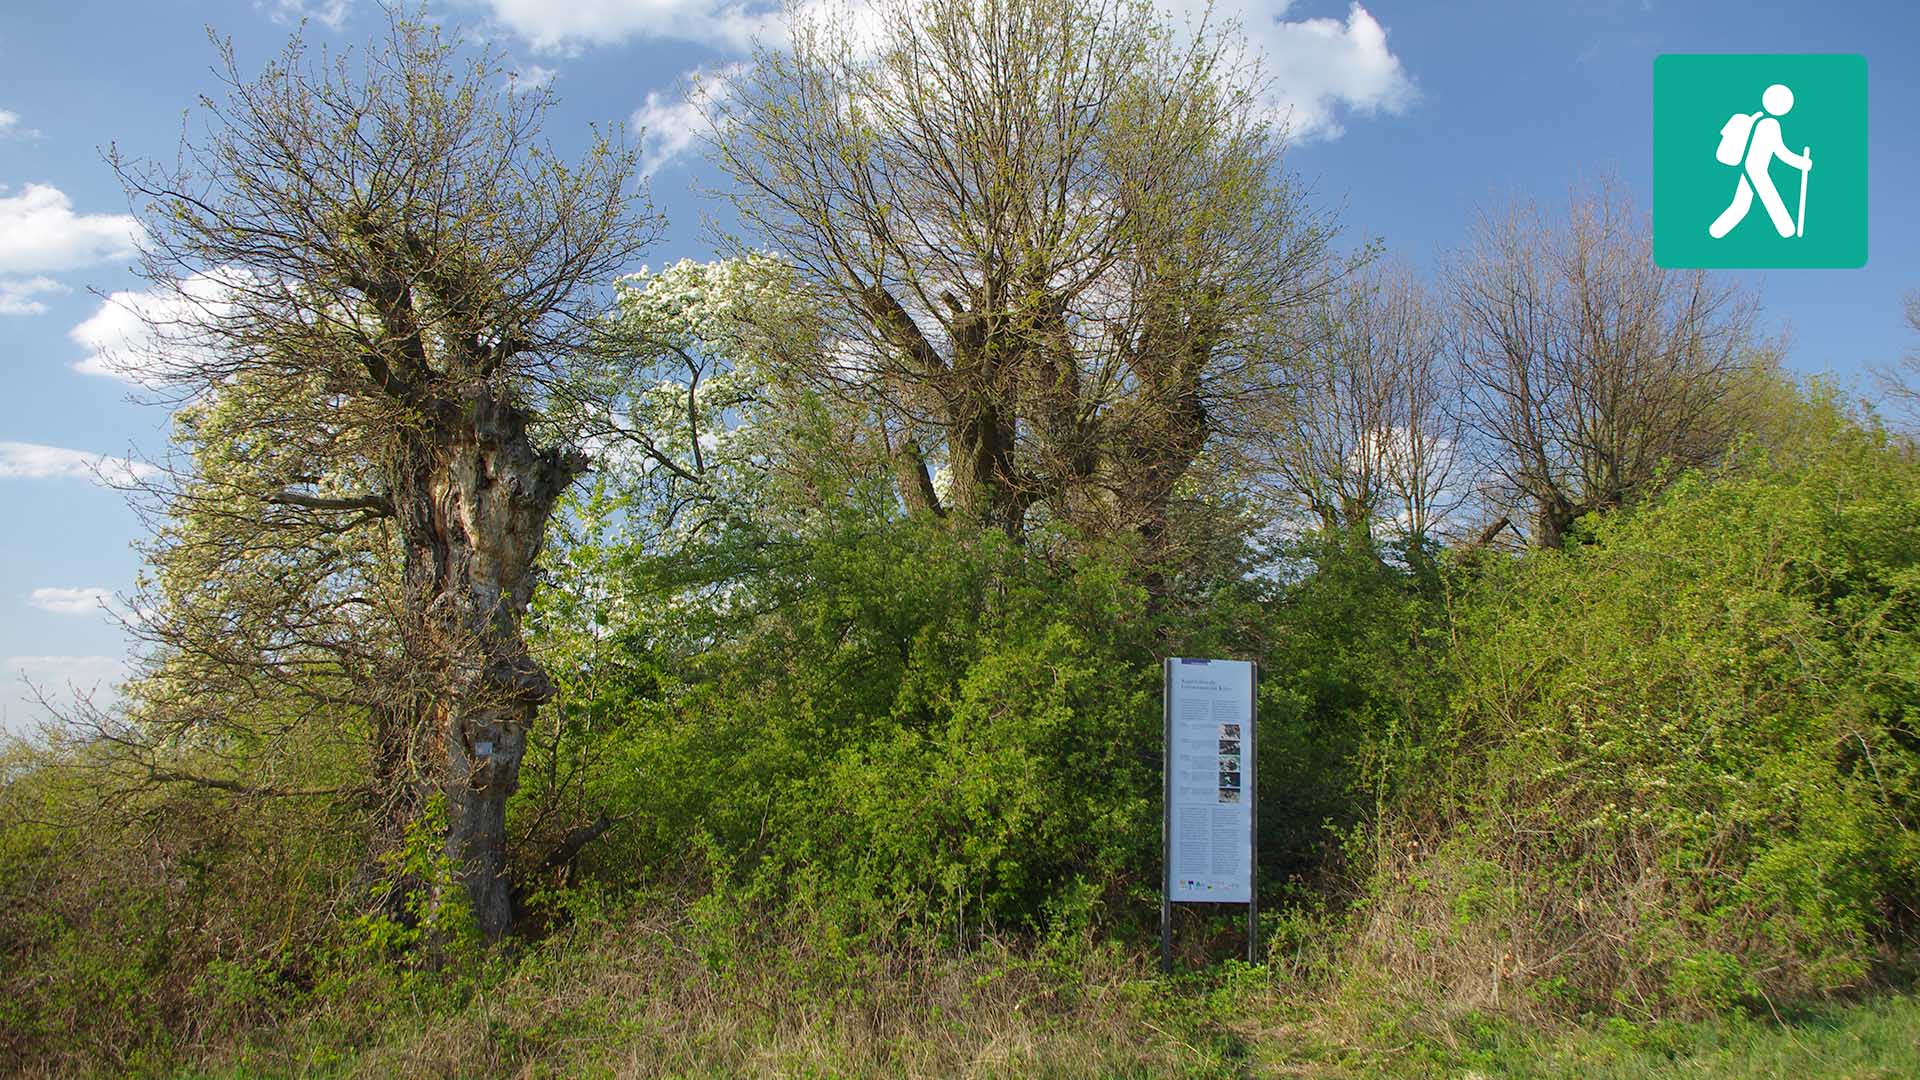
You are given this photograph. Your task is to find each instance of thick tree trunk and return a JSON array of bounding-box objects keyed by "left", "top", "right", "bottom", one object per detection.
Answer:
[
  {"left": 1113, "top": 373, "right": 1209, "bottom": 552},
  {"left": 944, "top": 398, "right": 1026, "bottom": 533},
  {"left": 1531, "top": 491, "right": 1578, "bottom": 551},
  {"left": 888, "top": 433, "right": 943, "bottom": 516},
  {"left": 395, "top": 386, "right": 584, "bottom": 942}
]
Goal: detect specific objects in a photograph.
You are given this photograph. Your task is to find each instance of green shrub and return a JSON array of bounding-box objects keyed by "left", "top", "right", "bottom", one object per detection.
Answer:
[
  {"left": 538, "top": 510, "right": 1177, "bottom": 937},
  {"left": 0, "top": 735, "right": 364, "bottom": 1072},
  {"left": 515, "top": 458, "right": 1454, "bottom": 951},
  {"left": 1361, "top": 399, "right": 1920, "bottom": 1017}
]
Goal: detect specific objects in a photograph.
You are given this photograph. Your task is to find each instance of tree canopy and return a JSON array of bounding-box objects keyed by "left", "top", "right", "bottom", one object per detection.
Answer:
[{"left": 710, "top": 0, "right": 1339, "bottom": 550}]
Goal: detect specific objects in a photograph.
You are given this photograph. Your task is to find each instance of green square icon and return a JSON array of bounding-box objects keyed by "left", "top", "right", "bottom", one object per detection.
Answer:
[{"left": 1653, "top": 54, "right": 1867, "bottom": 268}]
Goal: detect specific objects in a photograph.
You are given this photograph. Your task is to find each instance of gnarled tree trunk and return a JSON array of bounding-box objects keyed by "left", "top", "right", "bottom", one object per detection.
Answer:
[{"left": 395, "top": 388, "right": 585, "bottom": 941}]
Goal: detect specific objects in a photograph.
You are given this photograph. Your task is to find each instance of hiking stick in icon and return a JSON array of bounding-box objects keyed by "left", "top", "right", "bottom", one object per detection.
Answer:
[{"left": 1796, "top": 146, "right": 1810, "bottom": 237}]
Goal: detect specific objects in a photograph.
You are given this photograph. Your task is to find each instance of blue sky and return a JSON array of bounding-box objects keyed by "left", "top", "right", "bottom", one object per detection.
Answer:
[{"left": 2, "top": 0, "right": 1916, "bottom": 730}]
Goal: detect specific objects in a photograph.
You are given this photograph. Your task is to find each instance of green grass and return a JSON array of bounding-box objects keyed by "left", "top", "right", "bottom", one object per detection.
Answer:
[
  {"left": 79, "top": 932, "right": 1917, "bottom": 1079},
  {"left": 7, "top": 899, "right": 1915, "bottom": 1077},
  {"left": 1421, "top": 995, "right": 1920, "bottom": 1079},
  {"left": 1224, "top": 985, "right": 1920, "bottom": 1079}
]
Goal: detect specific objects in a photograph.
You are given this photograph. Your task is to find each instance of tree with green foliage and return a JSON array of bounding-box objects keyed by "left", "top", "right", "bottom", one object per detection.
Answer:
[
  {"left": 104, "top": 13, "right": 658, "bottom": 940},
  {"left": 710, "top": 0, "right": 1338, "bottom": 554},
  {"left": 594, "top": 254, "right": 858, "bottom": 544}
]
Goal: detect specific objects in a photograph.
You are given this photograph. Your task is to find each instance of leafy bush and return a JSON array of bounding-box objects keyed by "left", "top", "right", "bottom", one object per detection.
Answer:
[
  {"left": 1256, "top": 532, "right": 1450, "bottom": 885},
  {"left": 0, "top": 736, "right": 364, "bottom": 1072},
  {"left": 1360, "top": 400, "right": 1920, "bottom": 1016},
  {"left": 535, "top": 508, "right": 1179, "bottom": 937}
]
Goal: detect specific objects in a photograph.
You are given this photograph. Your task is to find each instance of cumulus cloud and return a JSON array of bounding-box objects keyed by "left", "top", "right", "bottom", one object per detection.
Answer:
[
  {"left": 0, "top": 442, "right": 158, "bottom": 486},
  {"left": 476, "top": 0, "right": 780, "bottom": 53},
  {"left": 0, "top": 275, "right": 67, "bottom": 316},
  {"left": 259, "top": 0, "right": 352, "bottom": 30},
  {"left": 1224, "top": 1, "right": 1417, "bottom": 139},
  {"left": 0, "top": 108, "right": 41, "bottom": 140},
  {"left": 618, "top": 0, "right": 1410, "bottom": 177},
  {"left": 27, "top": 587, "right": 116, "bottom": 617},
  {"left": 508, "top": 64, "right": 558, "bottom": 95},
  {"left": 70, "top": 268, "right": 242, "bottom": 388},
  {"left": 0, "top": 183, "right": 142, "bottom": 275},
  {"left": 633, "top": 64, "right": 743, "bottom": 175},
  {"left": 489, "top": 0, "right": 1410, "bottom": 145}
]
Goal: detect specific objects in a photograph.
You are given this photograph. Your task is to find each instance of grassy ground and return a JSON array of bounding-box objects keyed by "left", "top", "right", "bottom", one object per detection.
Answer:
[
  {"left": 49, "top": 913, "right": 1902, "bottom": 1080},
  {"left": 1367, "top": 994, "right": 1920, "bottom": 1079}
]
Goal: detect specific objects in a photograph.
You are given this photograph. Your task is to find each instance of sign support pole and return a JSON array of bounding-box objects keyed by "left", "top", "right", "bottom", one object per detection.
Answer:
[
  {"left": 1246, "top": 661, "right": 1259, "bottom": 964},
  {"left": 1160, "top": 657, "right": 1173, "bottom": 974}
]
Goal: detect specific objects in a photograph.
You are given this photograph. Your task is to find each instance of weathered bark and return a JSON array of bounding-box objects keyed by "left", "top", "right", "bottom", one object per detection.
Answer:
[
  {"left": 1101, "top": 315, "right": 1214, "bottom": 554},
  {"left": 1528, "top": 489, "right": 1579, "bottom": 551},
  {"left": 890, "top": 434, "right": 944, "bottom": 516},
  {"left": 946, "top": 398, "right": 1026, "bottom": 532},
  {"left": 393, "top": 387, "right": 586, "bottom": 941}
]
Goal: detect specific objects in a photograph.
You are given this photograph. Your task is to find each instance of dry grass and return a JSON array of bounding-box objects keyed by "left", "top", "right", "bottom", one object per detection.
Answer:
[
  {"left": 9, "top": 899, "right": 1918, "bottom": 1079},
  {"left": 194, "top": 910, "right": 1244, "bottom": 1079}
]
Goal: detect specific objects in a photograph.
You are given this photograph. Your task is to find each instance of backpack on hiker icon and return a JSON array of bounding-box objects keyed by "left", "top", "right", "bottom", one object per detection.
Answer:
[{"left": 1716, "top": 110, "right": 1764, "bottom": 165}]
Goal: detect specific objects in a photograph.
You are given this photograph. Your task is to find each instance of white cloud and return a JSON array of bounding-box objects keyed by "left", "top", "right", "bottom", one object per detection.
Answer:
[
  {"left": 260, "top": 0, "right": 352, "bottom": 30},
  {"left": 70, "top": 268, "right": 241, "bottom": 387},
  {"left": 0, "top": 275, "right": 67, "bottom": 316},
  {"left": 0, "top": 442, "right": 158, "bottom": 486},
  {"left": 501, "top": 0, "right": 1410, "bottom": 143},
  {"left": 27, "top": 587, "right": 116, "bottom": 617},
  {"left": 0, "top": 109, "right": 41, "bottom": 140},
  {"left": 508, "top": 64, "right": 557, "bottom": 95},
  {"left": 0, "top": 183, "right": 142, "bottom": 275},
  {"left": 476, "top": 0, "right": 780, "bottom": 53},
  {"left": 1225, "top": 1, "right": 1417, "bottom": 140},
  {"left": 633, "top": 64, "right": 743, "bottom": 175}
]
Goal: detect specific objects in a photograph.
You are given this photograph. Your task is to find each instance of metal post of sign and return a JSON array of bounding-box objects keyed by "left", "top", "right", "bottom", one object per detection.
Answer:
[
  {"left": 1246, "top": 661, "right": 1259, "bottom": 965},
  {"left": 1160, "top": 656, "right": 1173, "bottom": 974}
]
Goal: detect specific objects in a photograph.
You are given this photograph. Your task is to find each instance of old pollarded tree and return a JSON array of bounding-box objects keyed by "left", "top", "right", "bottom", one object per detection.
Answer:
[
  {"left": 710, "top": 0, "right": 1340, "bottom": 556},
  {"left": 110, "top": 16, "right": 658, "bottom": 940}
]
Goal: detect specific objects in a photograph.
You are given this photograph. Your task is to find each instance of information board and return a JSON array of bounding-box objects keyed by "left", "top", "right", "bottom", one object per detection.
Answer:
[{"left": 1163, "top": 658, "right": 1256, "bottom": 903}]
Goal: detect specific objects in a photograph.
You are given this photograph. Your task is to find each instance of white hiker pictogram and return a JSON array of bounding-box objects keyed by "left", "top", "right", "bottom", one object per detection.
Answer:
[{"left": 1709, "top": 83, "right": 1812, "bottom": 239}]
